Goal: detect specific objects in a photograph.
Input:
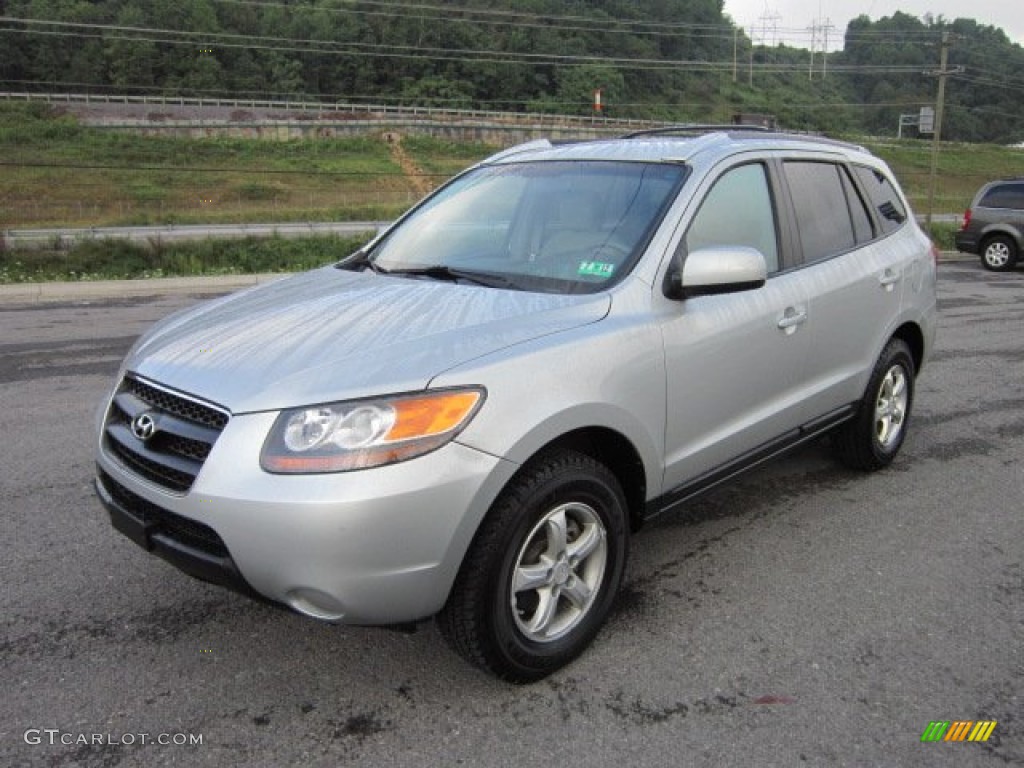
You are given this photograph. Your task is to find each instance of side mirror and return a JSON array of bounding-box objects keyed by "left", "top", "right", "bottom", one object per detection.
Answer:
[{"left": 664, "top": 246, "right": 768, "bottom": 300}]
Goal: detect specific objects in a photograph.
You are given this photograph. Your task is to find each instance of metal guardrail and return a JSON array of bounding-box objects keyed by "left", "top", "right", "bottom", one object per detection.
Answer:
[
  {"left": 3, "top": 216, "right": 960, "bottom": 251},
  {"left": 0, "top": 91, "right": 658, "bottom": 129},
  {"left": 3, "top": 221, "right": 389, "bottom": 249}
]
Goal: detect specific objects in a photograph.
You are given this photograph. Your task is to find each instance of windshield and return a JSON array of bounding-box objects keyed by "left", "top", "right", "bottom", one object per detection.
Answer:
[{"left": 364, "top": 160, "right": 686, "bottom": 293}]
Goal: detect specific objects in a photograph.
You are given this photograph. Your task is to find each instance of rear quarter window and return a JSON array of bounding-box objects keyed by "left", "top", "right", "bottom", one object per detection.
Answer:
[
  {"left": 979, "top": 183, "right": 1024, "bottom": 210},
  {"left": 852, "top": 165, "right": 908, "bottom": 235}
]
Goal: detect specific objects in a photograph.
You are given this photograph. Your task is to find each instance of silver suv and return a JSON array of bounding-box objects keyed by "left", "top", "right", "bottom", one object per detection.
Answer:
[
  {"left": 94, "top": 127, "right": 937, "bottom": 682},
  {"left": 954, "top": 178, "right": 1024, "bottom": 271}
]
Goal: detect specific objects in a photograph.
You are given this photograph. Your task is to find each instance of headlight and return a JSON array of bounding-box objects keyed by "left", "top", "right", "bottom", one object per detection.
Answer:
[{"left": 260, "top": 388, "right": 485, "bottom": 473}]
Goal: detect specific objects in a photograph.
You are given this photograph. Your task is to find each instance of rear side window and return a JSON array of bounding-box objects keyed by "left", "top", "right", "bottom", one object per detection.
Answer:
[
  {"left": 979, "top": 182, "right": 1024, "bottom": 210},
  {"left": 852, "top": 165, "right": 907, "bottom": 234},
  {"left": 841, "top": 168, "right": 875, "bottom": 244},
  {"left": 784, "top": 161, "right": 857, "bottom": 264}
]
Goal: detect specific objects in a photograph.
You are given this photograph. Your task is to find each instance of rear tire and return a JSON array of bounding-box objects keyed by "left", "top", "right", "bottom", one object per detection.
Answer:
[
  {"left": 833, "top": 339, "right": 915, "bottom": 471},
  {"left": 438, "top": 450, "right": 628, "bottom": 683},
  {"left": 980, "top": 234, "right": 1017, "bottom": 272}
]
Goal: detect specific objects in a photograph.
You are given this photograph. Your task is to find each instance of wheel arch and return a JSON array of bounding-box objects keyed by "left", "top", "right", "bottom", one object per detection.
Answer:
[
  {"left": 511, "top": 427, "right": 648, "bottom": 531},
  {"left": 891, "top": 321, "right": 925, "bottom": 376},
  {"left": 980, "top": 226, "right": 1022, "bottom": 251}
]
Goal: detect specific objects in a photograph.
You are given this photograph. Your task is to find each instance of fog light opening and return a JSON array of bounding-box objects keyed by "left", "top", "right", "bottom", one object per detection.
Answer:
[{"left": 285, "top": 588, "right": 347, "bottom": 621}]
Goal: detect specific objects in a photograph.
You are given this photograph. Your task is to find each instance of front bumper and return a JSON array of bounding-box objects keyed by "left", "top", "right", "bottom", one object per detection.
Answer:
[
  {"left": 96, "top": 469, "right": 263, "bottom": 600},
  {"left": 96, "top": 409, "right": 517, "bottom": 624}
]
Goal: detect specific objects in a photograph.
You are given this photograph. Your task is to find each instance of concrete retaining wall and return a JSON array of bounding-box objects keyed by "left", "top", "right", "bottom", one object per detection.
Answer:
[{"left": 91, "top": 119, "right": 628, "bottom": 145}]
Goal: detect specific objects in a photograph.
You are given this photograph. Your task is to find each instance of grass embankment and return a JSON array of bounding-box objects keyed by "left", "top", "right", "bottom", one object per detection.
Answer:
[
  {"left": 0, "top": 102, "right": 495, "bottom": 229},
  {"left": 0, "top": 102, "right": 1009, "bottom": 280},
  {"left": 0, "top": 234, "right": 372, "bottom": 283}
]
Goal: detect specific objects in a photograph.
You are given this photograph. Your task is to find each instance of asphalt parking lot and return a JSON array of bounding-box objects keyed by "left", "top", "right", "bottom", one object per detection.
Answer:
[{"left": 1, "top": 260, "right": 1021, "bottom": 767}]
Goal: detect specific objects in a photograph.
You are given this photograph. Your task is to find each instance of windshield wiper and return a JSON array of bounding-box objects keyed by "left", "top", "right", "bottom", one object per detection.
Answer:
[{"left": 377, "top": 264, "right": 519, "bottom": 289}]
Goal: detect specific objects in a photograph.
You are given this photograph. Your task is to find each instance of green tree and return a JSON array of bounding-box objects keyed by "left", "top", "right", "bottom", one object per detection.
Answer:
[{"left": 106, "top": 5, "right": 157, "bottom": 90}]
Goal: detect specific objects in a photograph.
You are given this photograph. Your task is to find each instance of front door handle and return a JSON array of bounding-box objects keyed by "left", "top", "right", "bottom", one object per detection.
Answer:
[{"left": 777, "top": 306, "right": 808, "bottom": 334}]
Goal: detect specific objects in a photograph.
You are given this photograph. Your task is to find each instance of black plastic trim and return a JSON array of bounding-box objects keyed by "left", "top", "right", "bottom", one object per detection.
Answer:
[
  {"left": 682, "top": 279, "right": 766, "bottom": 299},
  {"left": 95, "top": 470, "right": 262, "bottom": 600},
  {"left": 645, "top": 404, "right": 857, "bottom": 519},
  {"left": 105, "top": 424, "right": 199, "bottom": 492},
  {"left": 107, "top": 423, "right": 202, "bottom": 477}
]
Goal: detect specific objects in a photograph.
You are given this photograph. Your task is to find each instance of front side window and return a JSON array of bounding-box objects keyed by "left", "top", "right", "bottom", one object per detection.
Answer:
[
  {"left": 683, "top": 163, "right": 779, "bottom": 273},
  {"left": 365, "top": 161, "right": 686, "bottom": 293}
]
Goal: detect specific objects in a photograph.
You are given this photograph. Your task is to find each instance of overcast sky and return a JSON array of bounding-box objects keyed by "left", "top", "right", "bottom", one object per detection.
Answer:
[{"left": 721, "top": 1, "right": 1024, "bottom": 49}]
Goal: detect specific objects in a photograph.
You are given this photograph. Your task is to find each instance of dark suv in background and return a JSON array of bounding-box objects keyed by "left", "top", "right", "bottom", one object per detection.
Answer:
[{"left": 955, "top": 178, "right": 1024, "bottom": 271}]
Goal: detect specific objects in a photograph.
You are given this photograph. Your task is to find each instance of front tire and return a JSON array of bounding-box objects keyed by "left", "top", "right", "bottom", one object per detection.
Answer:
[
  {"left": 833, "top": 338, "right": 915, "bottom": 471},
  {"left": 980, "top": 234, "right": 1017, "bottom": 272},
  {"left": 438, "top": 450, "right": 628, "bottom": 683}
]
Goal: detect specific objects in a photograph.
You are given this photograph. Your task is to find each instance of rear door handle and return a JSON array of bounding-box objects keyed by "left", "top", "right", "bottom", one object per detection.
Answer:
[
  {"left": 879, "top": 269, "right": 901, "bottom": 290},
  {"left": 777, "top": 306, "right": 808, "bottom": 333}
]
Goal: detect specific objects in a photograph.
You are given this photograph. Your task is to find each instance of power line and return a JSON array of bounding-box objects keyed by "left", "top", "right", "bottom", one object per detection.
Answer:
[
  {"left": 953, "top": 73, "right": 1024, "bottom": 96},
  {"left": 955, "top": 65, "right": 1024, "bottom": 89},
  {"left": 0, "top": 22, "right": 935, "bottom": 76},
  {"left": 0, "top": 18, "right": 742, "bottom": 71},
  {"left": 211, "top": 0, "right": 738, "bottom": 35},
  {"left": 3, "top": 13, "right": 1022, "bottom": 101}
]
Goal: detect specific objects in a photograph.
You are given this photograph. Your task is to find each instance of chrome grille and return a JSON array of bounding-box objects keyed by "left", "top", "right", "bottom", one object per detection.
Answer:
[
  {"left": 123, "top": 376, "right": 229, "bottom": 430},
  {"left": 103, "top": 375, "right": 230, "bottom": 493}
]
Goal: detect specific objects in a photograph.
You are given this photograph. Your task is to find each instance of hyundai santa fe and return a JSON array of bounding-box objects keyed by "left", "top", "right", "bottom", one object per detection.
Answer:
[{"left": 94, "top": 126, "right": 938, "bottom": 682}]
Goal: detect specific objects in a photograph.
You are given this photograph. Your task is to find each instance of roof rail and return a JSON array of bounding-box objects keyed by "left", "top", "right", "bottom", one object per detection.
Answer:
[
  {"left": 623, "top": 124, "right": 771, "bottom": 139},
  {"left": 481, "top": 138, "right": 554, "bottom": 163}
]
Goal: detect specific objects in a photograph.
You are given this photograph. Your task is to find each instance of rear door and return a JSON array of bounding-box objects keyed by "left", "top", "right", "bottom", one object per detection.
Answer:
[{"left": 780, "top": 159, "right": 913, "bottom": 416}]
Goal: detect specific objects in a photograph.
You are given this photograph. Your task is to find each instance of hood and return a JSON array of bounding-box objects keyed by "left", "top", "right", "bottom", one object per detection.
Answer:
[{"left": 127, "top": 266, "right": 610, "bottom": 413}]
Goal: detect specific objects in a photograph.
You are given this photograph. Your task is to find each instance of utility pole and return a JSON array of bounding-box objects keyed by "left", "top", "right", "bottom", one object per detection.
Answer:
[
  {"left": 758, "top": 10, "right": 781, "bottom": 47},
  {"left": 749, "top": 25, "right": 755, "bottom": 87},
  {"left": 925, "top": 31, "right": 964, "bottom": 227},
  {"left": 807, "top": 20, "right": 817, "bottom": 80},
  {"left": 821, "top": 19, "right": 833, "bottom": 78},
  {"left": 733, "top": 27, "right": 739, "bottom": 83},
  {"left": 757, "top": 9, "right": 781, "bottom": 71}
]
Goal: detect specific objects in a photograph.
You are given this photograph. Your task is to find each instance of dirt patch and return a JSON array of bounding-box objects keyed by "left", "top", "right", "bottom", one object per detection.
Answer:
[{"left": 383, "top": 132, "right": 433, "bottom": 198}]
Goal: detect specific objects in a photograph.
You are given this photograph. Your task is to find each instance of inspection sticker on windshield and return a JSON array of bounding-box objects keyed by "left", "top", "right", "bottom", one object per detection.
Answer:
[{"left": 578, "top": 261, "right": 615, "bottom": 278}]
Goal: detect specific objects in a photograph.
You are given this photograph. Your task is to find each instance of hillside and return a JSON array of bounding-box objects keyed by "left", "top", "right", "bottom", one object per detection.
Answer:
[{"left": 1, "top": 2, "right": 1023, "bottom": 143}]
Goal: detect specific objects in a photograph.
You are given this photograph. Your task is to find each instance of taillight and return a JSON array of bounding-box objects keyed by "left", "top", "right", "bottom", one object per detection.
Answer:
[
  {"left": 930, "top": 242, "right": 941, "bottom": 267},
  {"left": 961, "top": 208, "right": 972, "bottom": 231}
]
